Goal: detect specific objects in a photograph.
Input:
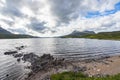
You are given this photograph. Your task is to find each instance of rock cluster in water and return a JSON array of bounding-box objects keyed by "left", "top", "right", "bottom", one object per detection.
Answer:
[
  {"left": 4, "top": 45, "right": 66, "bottom": 74},
  {"left": 23, "top": 53, "right": 65, "bottom": 72},
  {"left": 4, "top": 51, "right": 17, "bottom": 55},
  {"left": 15, "top": 45, "right": 26, "bottom": 50}
]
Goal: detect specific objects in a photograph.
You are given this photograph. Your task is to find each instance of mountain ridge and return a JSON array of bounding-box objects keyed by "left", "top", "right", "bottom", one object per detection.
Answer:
[
  {"left": 81, "top": 31, "right": 120, "bottom": 40},
  {"left": 62, "top": 30, "right": 95, "bottom": 38},
  {"left": 0, "top": 27, "right": 12, "bottom": 34},
  {"left": 0, "top": 26, "right": 35, "bottom": 39},
  {"left": 62, "top": 30, "right": 120, "bottom": 40}
]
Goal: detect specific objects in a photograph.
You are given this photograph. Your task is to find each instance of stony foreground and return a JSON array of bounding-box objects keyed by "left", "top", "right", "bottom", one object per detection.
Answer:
[
  {"left": 25, "top": 55, "right": 120, "bottom": 80},
  {"left": 4, "top": 46, "right": 120, "bottom": 80}
]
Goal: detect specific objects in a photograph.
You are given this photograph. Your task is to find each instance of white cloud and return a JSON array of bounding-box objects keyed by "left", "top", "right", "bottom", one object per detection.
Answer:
[{"left": 0, "top": 0, "right": 120, "bottom": 37}]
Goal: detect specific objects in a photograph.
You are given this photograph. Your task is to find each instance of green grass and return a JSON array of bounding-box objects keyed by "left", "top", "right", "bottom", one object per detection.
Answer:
[
  {"left": 51, "top": 71, "right": 120, "bottom": 80},
  {"left": 82, "top": 31, "right": 120, "bottom": 40}
]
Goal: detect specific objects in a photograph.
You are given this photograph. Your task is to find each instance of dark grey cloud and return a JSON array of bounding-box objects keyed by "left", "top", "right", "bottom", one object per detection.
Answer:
[
  {"left": 0, "top": 0, "right": 43, "bottom": 18},
  {"left": 102, "top": 22, "right": 116, "bottom": 28},
  {"left": 27, "top": 18, "right": 47, "bottom": 33},
  {"left": 49, "top": 0, "right": 82, "bottom": 25},
  {"left": 0, "top": 0, "right": 49, "bottom": 34},
  {"left": 1, "top": 0, "right": 24, "bottom": 18},
  {"left": 1, "top": 7, "right": 23, "bottom": 18},
  {"left": 0, "top": 19, "right": 14, "bottom": 26}
]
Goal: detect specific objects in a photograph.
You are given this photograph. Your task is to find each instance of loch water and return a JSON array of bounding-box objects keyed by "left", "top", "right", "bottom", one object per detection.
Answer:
[{"left": 0, "top": 38, "right": 120, "bottom": 80}]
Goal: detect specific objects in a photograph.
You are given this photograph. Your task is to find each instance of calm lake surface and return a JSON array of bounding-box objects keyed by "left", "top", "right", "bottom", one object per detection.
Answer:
[{"left": 0, "top": 38, "right": 120, "bottom": 80}]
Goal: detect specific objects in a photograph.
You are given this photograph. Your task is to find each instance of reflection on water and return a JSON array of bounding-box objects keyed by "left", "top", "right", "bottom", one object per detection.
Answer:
[
  {"left": 0, "top": 55, "right": 26, "bottom": 80},
  {"left": 0, "top": 38, "right": 120, "bottom": 80}
]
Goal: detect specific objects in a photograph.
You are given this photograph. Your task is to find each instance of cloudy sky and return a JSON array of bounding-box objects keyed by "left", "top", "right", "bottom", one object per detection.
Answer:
[{"left": 0, "top": 0, "right": 120, "bottom": 37}]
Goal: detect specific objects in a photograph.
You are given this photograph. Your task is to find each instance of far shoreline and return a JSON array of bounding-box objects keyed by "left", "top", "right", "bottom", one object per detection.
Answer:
[{"left": 0, "top": 37, "right": 120, "bottom": 42}]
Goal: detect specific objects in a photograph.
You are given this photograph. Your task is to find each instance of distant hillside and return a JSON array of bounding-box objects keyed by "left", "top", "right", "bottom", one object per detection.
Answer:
[
  {"left": 0, "top": 34, "right": 35, "bottom": 39},
  {"left": 0, "top": 27, "right": 35, "bottom": 39},
  {"left": 81, "top": 31, "right": 120, "bottom": 40},
  {"left": 62, "top": 30, "right": 95, "bottom": 38},
  {"left": 0, "top": 27, "right": 12, "bottom": 34}
]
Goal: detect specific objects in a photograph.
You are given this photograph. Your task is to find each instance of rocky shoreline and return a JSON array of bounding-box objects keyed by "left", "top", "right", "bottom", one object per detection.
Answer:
[
  {"left": 24, "top": 54, "right": 118, "bottom": 80},
  {"left": 4, "top": 46, "right": 69, "bottom": 80},
  {"left": 4, "top": 46, "right": 120, "bottom": 80}
]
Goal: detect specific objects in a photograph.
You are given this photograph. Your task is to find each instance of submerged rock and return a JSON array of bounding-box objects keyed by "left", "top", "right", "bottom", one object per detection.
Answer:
[
  {"left": 6, "top": 74, "right": 9, "bottom": 77},
  {"left": 40, "top": 54, "right": 54, "bottom": 60},
  {"left": 17, "top": 58, "right": 21, "bottom": 62},
  {"left": 4, "top": 51, "right": 17, "bottom": 55},
  {"left": 13, "top": 53, "right": 23, "bottom": 58},
  {"left": 16, "top": 45, "right": 25, "bottom": 50}
]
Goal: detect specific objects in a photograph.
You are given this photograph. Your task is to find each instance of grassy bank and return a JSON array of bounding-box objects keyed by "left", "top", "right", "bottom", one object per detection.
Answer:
[
  {"left": 63, "top": 31, "right": 120, "bottom": 40},
  {"left": 51, "top": 71, "right": 120, "bottom": 80},
  {"left": 82, "top": 31, "right": 120, "bottom": 40}
]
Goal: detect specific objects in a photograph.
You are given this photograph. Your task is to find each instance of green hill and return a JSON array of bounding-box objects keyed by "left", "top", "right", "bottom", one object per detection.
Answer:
[
  {"left": 0, "top": 27, "right": 12, "bottom": 34},
  {"left": 0, "top": 34, "right": 35, "bottom": 39},
  {"left": 0, "top": 27, "right": 35, "bottom": 39},
  {"left": 62, "top": 30, "right": 95, "bottom": 38},
  {"left": 62, "top": 31, "right": 120, "bottom": 40},
  {"left": 81, "top": 31, "right": 120, "bottom": 40}
]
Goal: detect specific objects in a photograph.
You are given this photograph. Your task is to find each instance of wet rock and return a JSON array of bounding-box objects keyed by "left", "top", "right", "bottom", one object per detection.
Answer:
[
  {"left": 31, "top": 65, "right": 43, "bottom": 72},
  {"left": 31, "top": 54, "right": 55, "bottom": 72},
  {"left": 41, "top": 54, "right": 54, "bottom": 60},
  {"left": 109, "top": 60, "right": 113, "bottom": 62},
  {"left": 27, "top": 72, "right": 33, "bottom": 77},
  {"left": 22, "top": 53, "right": 41, "bottom": 72},
  {"left": 22, "top": 53, "right": 66, "bottom": 73},
  {"left": 17, "top": 58, "right": 21, "bottom": 62},
  {"left": 13, "top": 53, "right": 23, "bottom": 58},
  {"left": 6, "top": 74, "right": 9, "bottom": 77},
  {"left": 84, "top": 59, "right": 96, "bottom": 63},
  {"left": 79, "top": 66, "right": 87, "bottom": 72},
  {"left": 16, "top": 45, "right": 25, "bottom": 50},
  {"left": 4, "top": 51, "right": 17, "bottom": 55},
  {"left": 104, "top": 56, "right": 110, "bottom": 59},
  {"left": 100, "top": 56, "right": 110, "bottom": 60},
  {"left": 22, "top": 53, "right": 40, "bottom": 63},
  {"left": 52, "top": 58, "right": 65, "bottom": 66},
  {"left": 73, "top": 66, "right": 87, "bottom": 72}
]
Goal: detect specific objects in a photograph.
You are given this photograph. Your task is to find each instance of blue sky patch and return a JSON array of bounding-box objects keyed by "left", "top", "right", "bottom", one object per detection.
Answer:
[{"left": 86, "top": 2, "right": 120, "bottom": 18}]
